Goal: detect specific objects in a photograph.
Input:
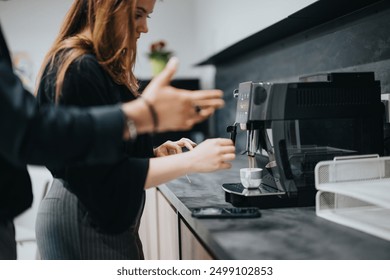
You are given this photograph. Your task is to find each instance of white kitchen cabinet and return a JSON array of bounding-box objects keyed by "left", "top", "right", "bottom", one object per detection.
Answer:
[
  {"left": 139, "top": 186, "right": 212, "bottom": 260},
  {"left": 180, "top": 219, "right": 213, "bottom": 260},
  {"left": 156, "top": 190, "right": 180, "bottom": 259},
  {"left": 138, "top": 188, "right": 159, "bottom": 260}
]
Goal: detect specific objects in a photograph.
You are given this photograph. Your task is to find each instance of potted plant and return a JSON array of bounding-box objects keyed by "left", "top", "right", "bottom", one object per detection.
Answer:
[{"left": 147, "top": 40, "right": 173, "bottom": 76}]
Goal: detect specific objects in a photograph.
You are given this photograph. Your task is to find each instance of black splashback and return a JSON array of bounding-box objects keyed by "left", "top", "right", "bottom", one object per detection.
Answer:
[{"left": 212, "top": 2, "right": 390, "bottom": 154}]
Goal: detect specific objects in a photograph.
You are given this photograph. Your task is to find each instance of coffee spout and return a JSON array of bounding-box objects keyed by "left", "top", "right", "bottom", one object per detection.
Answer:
[{"left": 247, "top": 129, "right": 260, "bottom": 157}]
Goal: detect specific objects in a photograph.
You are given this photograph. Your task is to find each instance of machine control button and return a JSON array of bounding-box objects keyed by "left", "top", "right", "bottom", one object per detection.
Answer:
[
  {"left": 233, "top": 89, "right": 239, "bottom": 98},
  {"left": 254, "top": 86, "right": 267, "bottom": 105}
]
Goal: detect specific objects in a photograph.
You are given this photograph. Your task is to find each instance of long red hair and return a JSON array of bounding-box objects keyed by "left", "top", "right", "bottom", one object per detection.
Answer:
[{"left": 36, "top": 0, "right": 138, "bottom": 102}]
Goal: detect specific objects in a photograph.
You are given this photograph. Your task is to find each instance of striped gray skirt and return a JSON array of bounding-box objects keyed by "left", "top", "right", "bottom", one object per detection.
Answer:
[{"left": 35, "top": 178, "right": 145, "bottom": 260}]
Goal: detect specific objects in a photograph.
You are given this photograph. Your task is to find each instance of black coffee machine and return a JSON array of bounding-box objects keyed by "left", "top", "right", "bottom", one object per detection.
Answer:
[{"left": 223, "top": 72, "right": 384, "bottom": 208}]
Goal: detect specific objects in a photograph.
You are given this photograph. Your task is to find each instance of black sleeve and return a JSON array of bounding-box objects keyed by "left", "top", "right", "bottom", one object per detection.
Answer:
[
  {"left": 0, "top": 28, "right": 125, "bottom": 167},
  {"left": 0, "top": 157, "right": 33, "bottom": 221}
]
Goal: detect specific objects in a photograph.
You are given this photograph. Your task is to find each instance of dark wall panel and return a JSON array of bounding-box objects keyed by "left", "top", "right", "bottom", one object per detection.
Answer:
[{"left": 213, "top": 6, "right": 390, "bottom": 152}]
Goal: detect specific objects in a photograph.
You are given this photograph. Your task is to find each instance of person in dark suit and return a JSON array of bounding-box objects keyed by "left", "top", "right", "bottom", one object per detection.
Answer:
[
  {"left": 0, "top": 6, "right": 225, "bottom": 258},
  {"left": 1, "top": 22, "right": 128, "bottom": 260},
  {"left": 34, "top": 0, "right": 235, "bottom": 259}
]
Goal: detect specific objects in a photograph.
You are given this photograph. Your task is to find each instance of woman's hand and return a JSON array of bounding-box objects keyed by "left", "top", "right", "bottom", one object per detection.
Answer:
[
  {"left": 145, "top": 138, "right": 236, "bottom": 188},
  {"left": 154, "top": 138, "right": 197, "bottom": 157},
  {"left": 187, "top": 138, "right": 236, "bottom": 173}
]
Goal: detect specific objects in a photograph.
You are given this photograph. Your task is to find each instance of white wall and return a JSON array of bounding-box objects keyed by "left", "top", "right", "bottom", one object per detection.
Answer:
[
  {"left": 135, "top": 0, "right": 200, "bottom": 79},
  {"left": 193, "top": 0, "right": 318, "bottom": 62},
  {"left": 137, "top": 0, "right": 319, "bottom": 83},
  {"left": 1, "top": 0, "right": 317, "bottom": 88},
  {"left": 0, "top": 0, "right": 73, "bottom": 90},
  {"left": 0, "top": 0, "right": 200, "bottom": 83}
]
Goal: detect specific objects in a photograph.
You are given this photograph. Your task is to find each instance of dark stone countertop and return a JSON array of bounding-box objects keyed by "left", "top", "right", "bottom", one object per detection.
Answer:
[{"left": 159, "top": 154, "right": 390, "bottom": 260}]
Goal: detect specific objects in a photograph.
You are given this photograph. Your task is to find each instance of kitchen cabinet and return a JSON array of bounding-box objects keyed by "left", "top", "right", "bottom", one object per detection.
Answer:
[
  {"left": 139, "top": 186, "right": 212, "bottom": 260},
  {"left": 180, "top": 219, "right": 213, "bottom": 260},
  {"left": 138, "top": 188, "right": 159, "bottom": 259},
  {"left": 156, "top": 190, "right": 179, "bottom": 259}
]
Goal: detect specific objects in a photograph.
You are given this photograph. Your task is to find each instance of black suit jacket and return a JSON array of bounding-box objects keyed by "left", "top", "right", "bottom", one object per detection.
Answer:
[{"left": 0, "top": 24, "right": 126, "bottom": 220}]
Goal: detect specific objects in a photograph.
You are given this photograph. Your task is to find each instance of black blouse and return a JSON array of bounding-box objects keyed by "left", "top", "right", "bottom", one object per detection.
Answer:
[{"left": 36, "top": 54, "right": 153, "bottom": 234}]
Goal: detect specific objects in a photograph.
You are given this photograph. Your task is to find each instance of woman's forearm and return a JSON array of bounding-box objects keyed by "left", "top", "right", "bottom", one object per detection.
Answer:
[
  {"left": 144, "top": 138, "right": 236, "bottom": 189},
  {"left": 144, "top": 153, "right": 192, "bottom": 189}
]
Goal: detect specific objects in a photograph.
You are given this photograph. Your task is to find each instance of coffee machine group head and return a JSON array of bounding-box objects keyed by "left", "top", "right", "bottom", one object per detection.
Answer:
[
  {"left": 228, "top": 82, "right": 273, "bottom": 158},
  {"left": 224, "top": 72, "right": 384, "bottom": 208}
]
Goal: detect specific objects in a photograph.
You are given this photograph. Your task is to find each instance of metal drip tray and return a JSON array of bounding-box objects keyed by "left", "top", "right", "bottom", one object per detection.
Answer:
[
  {"left": 222, "top": 183, "right": 285, "bottom": 197},
  {"left": 222, "top": 183, "right": 297, "bottom": 208}
]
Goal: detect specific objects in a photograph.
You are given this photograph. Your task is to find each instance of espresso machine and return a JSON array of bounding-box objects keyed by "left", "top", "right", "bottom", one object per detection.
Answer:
[{"left": 223, "top": 72, "right": 384, "bottom": 208}]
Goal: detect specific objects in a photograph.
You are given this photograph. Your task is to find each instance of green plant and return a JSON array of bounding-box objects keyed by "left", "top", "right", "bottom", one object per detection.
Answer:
[{"left": 147, "top": 40, "right": 173, "bottom": 61}]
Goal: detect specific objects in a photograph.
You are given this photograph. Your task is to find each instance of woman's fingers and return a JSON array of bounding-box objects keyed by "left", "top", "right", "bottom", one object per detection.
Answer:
[
  {"left": 160, "top": 138, "right": 197, "bottom": 155},
  {"left": 190, "top": 90, "right": 224, "bottom": 100},
  {"left": 214, "top": 138, "right": 235, "bottom": 147},
  {"left": 193, "top": 99, "right": 225, "bottom": 109},
  {"left": 176, "top": 138, "right": 197, "bottom": 150},
  {"left": 221, "top": 152, "right": 236, "bottom": 162},
  {"left": 151, "top": 57, "right": 179, "bottom": 87},
  {"left": 218, "top": 162, "right": 232, "bottom": 170},
  {"left": 165, "top": 142, "right": 182, "bottom": 154}
]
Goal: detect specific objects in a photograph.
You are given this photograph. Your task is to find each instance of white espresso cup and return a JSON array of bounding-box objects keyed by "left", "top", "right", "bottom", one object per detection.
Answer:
[{"left": 240, "top": 168, "right": 262, "bottom": 189}]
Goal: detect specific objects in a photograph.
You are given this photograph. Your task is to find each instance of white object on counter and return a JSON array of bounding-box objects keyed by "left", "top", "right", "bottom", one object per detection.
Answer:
[{"left": 315, "top": 155, "right": 390, "bottom": 241}]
